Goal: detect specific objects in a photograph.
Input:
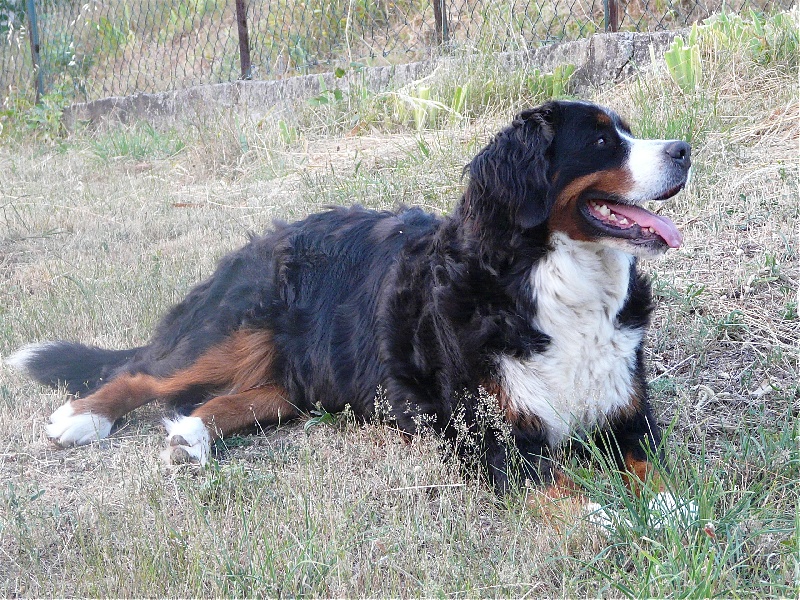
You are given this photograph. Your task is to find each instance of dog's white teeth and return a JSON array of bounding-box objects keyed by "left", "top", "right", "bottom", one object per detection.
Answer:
[
  {"left": 598, "top": 204, "right": 611, "bottom": 216},
  {"left": 648, "top": 227, "right": 656, "bottom": 233},
  {"left": 608, "top": 213, "right": 617, "bottom": 221},
  {"left": 618, "top": 218, "right": 629, "bottom": 225}
]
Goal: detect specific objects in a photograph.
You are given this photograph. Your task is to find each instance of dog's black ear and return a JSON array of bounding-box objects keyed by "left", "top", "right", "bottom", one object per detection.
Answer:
[{"left": 464, "top": 104, "right": 556, "bottom": 229}]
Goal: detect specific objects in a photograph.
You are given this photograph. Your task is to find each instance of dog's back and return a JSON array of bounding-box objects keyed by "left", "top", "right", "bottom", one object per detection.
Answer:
[
  {"left": 253, "top": 206, "right": 442, "bottom": 415},
  {"left": 13, "top": 206, "right": 441, "bottom": 411}
]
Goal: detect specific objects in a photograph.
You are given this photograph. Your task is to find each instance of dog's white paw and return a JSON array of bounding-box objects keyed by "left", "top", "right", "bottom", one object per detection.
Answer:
[
  {"left": 584, "top": 493, "right": 697, "bottom": 534},
  {"left": 46, "top": 401, "right": 113, "bottom": 446},
  {"left": 583, "top": 501, "right": 630, "bottom": 532},
  {"left": 162, "top": 417, "right": 211, "bottom": 466},
  {"left": 647, "top": 492, "right": 698, "bottom": 530}
]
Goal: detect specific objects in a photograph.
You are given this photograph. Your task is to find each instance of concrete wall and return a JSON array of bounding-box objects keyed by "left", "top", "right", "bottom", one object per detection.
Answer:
[{"left": 62, "top": 30, "right": 683, "bottom": 129}]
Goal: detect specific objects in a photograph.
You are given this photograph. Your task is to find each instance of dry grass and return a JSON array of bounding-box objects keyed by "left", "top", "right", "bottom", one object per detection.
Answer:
[{"left": 1, "top": 16, "right": 798, "bottom": 597}]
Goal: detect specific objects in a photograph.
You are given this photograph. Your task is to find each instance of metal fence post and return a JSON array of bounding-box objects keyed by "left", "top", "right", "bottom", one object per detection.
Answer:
[
  {"left": 235, "top": 0, "right": 252, "bottom": 79},
  {"left": 433, "top": 0, "right": 449, "bottom": 44},
  {"left": 26, "top": 0, "right": 44, "bottom": 102},
  {"left": 604, "top": 0, "right": 619, "bottom": 32}
]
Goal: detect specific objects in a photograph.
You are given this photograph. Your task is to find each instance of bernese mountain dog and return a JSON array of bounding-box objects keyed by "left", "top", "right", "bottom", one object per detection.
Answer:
[{"left": 8, "top": 100, "right": 691, "bottom": 501}]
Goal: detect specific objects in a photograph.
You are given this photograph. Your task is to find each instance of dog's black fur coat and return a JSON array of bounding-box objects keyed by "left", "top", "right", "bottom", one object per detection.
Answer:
[{"left": 19, "top": 100, "right": 686, "bottom": 494}]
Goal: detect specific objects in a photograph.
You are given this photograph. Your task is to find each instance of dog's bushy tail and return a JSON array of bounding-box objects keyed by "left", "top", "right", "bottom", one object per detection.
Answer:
[{"left": 5, "top": 342, "right": 141, "bottom": 395}]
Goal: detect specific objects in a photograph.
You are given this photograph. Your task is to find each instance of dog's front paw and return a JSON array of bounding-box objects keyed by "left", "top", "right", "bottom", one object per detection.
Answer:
[
  {"left": 583, "top": 493, "right": 698, "bottom": 535},
  {"left": 647, "top": 492, "right": 698, "bottom": 530},
  {"left": 583, "top": 501, "right": 631, "bottom": 532},
  {"left": 162, "top": 417, "right": 211, "bottom": 466},
  {"left": 46, "top": 401, "right": 113, "bottom": 446}
]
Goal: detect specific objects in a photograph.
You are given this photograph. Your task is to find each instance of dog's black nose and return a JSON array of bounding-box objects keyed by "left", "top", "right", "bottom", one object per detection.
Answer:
[{"left": 665, "top": 141, "right": 691, "bottom": 169}]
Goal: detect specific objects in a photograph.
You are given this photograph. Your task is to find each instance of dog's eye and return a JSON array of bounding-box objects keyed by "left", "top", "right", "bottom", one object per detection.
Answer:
[{"left": 595, "top": 136, "right": 607, "bottom": 147}]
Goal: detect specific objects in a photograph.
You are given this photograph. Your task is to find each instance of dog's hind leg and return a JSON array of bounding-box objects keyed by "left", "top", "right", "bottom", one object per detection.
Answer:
[
  {"left": 46, "top": 372, "right": 177, "bottom": 446},
  {"left": 46, "top": 329, "right": 285, "bottom": 448},
  {"left": 163, "top": 385, "right": 298, "bottom": 465}
]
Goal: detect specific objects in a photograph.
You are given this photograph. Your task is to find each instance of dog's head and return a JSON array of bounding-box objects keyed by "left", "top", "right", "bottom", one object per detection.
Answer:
[{"left": 463, "top": 100, "right": 691, "bottom": 258}]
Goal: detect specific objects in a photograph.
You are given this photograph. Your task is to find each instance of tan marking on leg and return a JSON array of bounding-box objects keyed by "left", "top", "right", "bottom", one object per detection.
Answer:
[
  {"left": 536, "top": 470, "right": 584, "bottom": 502},
  {"left": 69, "top": 373, "right": 166, "bottom": 421},
  {"left": 192, "top": 385, "right": 298, "bottom": 441},
  {"left": 155, "top": 329, "right": 279, "bottom": 393},
  {"left": 624, "top": 453, "right": 665, "bottom": 496},
  {"left": 68, "top": 329, "right": 280, "bottom": 423},
  {"left": 528, "top": 471, "right": 590, "bottom": 528}
]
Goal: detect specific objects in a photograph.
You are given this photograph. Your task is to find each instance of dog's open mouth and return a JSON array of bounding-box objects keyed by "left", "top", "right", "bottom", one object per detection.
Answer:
[{"left": 584, "top": 196, "right": 683, "bottom": 249}]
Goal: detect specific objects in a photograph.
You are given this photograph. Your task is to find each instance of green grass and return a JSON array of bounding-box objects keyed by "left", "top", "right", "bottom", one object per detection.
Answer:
[
  {"left": 89, "top": 123, "right": 186, "bottom": 162},
  {"left": 0, "top": 11, "right": 798, "bottom": 598}
]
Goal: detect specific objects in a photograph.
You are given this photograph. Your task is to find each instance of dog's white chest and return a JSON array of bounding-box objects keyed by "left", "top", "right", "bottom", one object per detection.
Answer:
[{"left": 499, "top": 235, "right": 643, "bottom": 446}]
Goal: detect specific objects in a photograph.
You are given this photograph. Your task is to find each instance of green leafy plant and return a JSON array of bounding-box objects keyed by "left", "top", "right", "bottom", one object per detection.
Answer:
[
  {"left": 0, "top": 89, "right": 69, "bottom": 139},
  {"left": 0, "top": 0, "right": 25, "bottom": 35},
  {"left": 308, "top": 75, "right": 344, "bottom": 106},
  {"left": 386, "top": 87, "right": 451, "bottom": 131},
  {"left": 448, "top": 83, "right": 470, "bottom": 124},
  {"left": 412, "top": 86, "right": 433, "bottom": 130},
  {"left": 304, "top": 406, "right": 338, "bottom": 432},
  {"left": 526, "top": 64, "right": 576, "bottom": 99},
  {"left": 664, "top": 26, "right": 702, "bottom": 94},
  {"left": 782, "top": 301, "right": 797, "bottom": 321},
  {"left": 93, "top": 4, "right": 134, "bottom": 55},
  {"left": 703, "top": 10, "right": 798, "bottom": 66},
  {"left": 277, "top": 119, "right": 299, "bottom": 145}
]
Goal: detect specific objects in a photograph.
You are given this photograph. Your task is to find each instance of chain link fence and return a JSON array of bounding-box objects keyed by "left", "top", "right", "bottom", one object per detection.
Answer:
[{"left": 1, "top": 0, "right": 795, "bottom": 104}]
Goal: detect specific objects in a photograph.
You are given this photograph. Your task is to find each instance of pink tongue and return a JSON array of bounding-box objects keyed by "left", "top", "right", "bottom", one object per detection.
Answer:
[{"left": 606, "top": 203, "right": 683, "bottom": 248}]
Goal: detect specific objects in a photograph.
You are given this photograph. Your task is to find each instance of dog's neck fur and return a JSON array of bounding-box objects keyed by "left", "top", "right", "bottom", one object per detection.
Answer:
[
  {"left": 533, "top": 232, "right": 635, "bottom": 328},
  {"left": 499, "top": 232, "right": 642, "bottom": 446},
  {"left": 450, "top": 196, "right": 550, "bottom": 280}
]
